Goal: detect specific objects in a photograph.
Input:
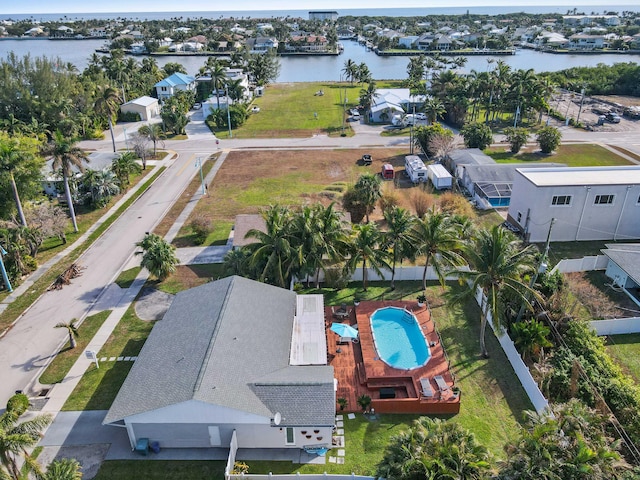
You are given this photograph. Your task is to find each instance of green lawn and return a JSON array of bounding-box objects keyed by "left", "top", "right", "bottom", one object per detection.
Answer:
[
  {"left": 39, "top": 310, "right": 111, "bottom": 385},
  {"left": 545, "top": 240, "right": 608, "bottom": 264},
  {"left": 486, "top": 144, "right": 632, "bottom": 167},
  {"left": 114, "top": 267, "right": 141, "bottom": 289},
  {"left": 62, "top": 305, "right": 153, "bottom": 410},
  {"left": 215, "top": 82, "right": 362, "bottom": 139},
  {"left": 606, "top": 334, "right": 640, "bottom": 383},
  {"left": 94, "top": 461, "right": 225, "bottom": 480}
]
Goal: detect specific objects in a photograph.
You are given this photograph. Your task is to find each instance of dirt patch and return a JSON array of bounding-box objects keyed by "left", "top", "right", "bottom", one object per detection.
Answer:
[
  {"left": 39, "top": 444, "right": 109, "bottom": 480},
  {"left": 134, "top": 287, "right": 174, "bottom": 321},
  {"left": 552, "top": 92, "right": 640, "bottom": 132}
]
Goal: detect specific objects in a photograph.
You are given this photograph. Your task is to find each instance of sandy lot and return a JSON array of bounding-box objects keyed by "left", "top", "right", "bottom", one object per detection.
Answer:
[{"left": 551, "top": 92, "right": 640, "bottom": 132}]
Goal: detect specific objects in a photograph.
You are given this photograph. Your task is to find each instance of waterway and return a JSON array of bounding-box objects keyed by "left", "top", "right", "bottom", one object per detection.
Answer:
[{"left": 0, "top": 38, "right": 638, "bottom": 82}]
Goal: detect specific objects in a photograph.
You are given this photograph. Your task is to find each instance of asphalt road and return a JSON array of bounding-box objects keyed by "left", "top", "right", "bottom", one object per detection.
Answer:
[{"left": 1, "top": 116, "right": 640, "bottom": 407}]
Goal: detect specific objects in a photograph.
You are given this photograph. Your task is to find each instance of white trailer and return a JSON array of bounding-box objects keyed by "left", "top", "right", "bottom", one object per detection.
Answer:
[
  {"left": 427, "top": 163, "right": 453, "bottom": 190},
  {"left": 405, "top": 155, "right": 428, "bottom": 183}
]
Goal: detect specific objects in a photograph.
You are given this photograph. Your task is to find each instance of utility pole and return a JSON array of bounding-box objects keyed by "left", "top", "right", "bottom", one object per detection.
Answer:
[
  {"left": 515, "top": 218, "right": 555, "bottom": 323},
  {"left": 0, "top": 244, "right": 12, "bottom": 293},
  {"left": 576, "top": 87, "right": 586, "bottom": 125}
]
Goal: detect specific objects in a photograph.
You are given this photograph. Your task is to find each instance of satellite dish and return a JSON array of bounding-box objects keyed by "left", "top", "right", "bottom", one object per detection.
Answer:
[{"left": 273, "top": 412, "right": 282, "bottom": 425}]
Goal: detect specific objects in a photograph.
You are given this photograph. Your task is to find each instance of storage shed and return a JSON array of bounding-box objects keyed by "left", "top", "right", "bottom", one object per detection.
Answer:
[
  {"left": 427, "top": 164, "right": 452, "bottom": 190},
  {"left": 120, "top": 96, "right": 159, "bottom": 121}
]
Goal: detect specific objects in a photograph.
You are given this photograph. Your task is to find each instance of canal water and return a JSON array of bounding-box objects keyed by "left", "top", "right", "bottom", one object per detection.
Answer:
[{"left": 0, "top": 37, "right": 638, "bottom": 82}]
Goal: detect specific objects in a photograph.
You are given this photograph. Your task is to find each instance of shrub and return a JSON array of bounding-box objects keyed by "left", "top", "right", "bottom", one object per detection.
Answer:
[
  {"left": 410, "top": 189, "right": 435, "bottom": 218},
  {"left": 460, "top": 122, "right": 493, "bottom": 150},
  {"left": 438, "top": 191, "right": 475, "bottom": 217},
  {"left": 189, "top": 215, "right": 212, "bottom": 245},
  {"left": 503, "top": 126, "right": 529, "bottom": 153},
  {"left": 118, "top": 111, "right": 141, "bottom": 122},
  {"left": 6, "top": 392, "right": 29, "bottom": 415},
  {"left": 536, "top": 125, "right": 561, "bottom": 154},
  {"left": 378, "top": 186, "right": 400, "bottom": 215}
]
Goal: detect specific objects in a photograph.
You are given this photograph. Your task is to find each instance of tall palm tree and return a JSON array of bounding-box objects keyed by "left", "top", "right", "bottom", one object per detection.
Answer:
[
  {"left": 245, "top": 205, "right": 299, "bottom": 288},
  {"left": 359, "top": 81, "right": 378, "bottom": 114},
  {"left": 346, "top": 223, "right": 390, "bottom": 291},
  {"left": 136, "top": 233, "right": 178, "bottom": 281},
  {"left": 54, "top": 320, "right": 79, "bottom": 349},
  {"left": 0, "top": 406, "right": 52, "bottom": 480},
  {"left": 342, "top": 58, "right": 357, "bottom": 84},
  {"left": 87, "top": 168, "right": 120, "bottom": 207},
  {"left": 383, "top": 207, "right": 415, "bottom": 290},
  {"left": 452, "top": 225, "right": 537, "bottom": 358},
  {"left": 410, "top": 208, "right": 462, "bottom": 292},
  {"left": 94, "top": 85, "right": 122, "bottom": 153},
  {"left": 354, "top": 173, "right": 382, "bottom": 223},
  {"left": 42, "top": 131, "right": 90, "bottom": 232},
  {"left": 111, "top": 151, "right": 141, "bottom": 191},
  {"left": 422, "top": 95, "right": 446, "bottom": 124},
  {"left": 208, "top": 61, "right": 227, "bottom": 110},
  {"left": 137, "top": 123, "right": 165, "bottom": 159},
  {"left": 0, "top": 134, "right": 41, "bottom": 227}
]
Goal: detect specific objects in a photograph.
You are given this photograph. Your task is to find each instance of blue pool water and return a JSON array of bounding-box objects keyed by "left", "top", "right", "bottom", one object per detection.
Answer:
[{"left": 370, "top": 307, "right": 431, "bottom": 370}]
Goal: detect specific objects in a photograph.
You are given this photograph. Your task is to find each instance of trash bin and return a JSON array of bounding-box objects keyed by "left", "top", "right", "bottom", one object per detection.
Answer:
[{"left": 150, "top": 441, "right": 160, "bottom": 454}]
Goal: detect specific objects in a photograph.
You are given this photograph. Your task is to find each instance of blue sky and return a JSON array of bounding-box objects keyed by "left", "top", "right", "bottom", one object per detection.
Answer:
[{"left": 6, "top": 0, "right": 637, "bottom": 14}]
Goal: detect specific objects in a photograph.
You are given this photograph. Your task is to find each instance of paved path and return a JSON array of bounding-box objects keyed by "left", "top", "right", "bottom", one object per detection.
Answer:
[{"left": 175, "top": 246, "right": 230, "bottom": 265}]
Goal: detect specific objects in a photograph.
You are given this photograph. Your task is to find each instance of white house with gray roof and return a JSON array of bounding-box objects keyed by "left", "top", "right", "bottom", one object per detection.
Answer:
[
  {"left": 507, "top": 166, "right": 640, "bottom": 243},
  {"left": 602, "top": 244, "right": 640, "bottom": 307},
  {"left": 104, "top": 276, "right": 335, "bottom": 450}
]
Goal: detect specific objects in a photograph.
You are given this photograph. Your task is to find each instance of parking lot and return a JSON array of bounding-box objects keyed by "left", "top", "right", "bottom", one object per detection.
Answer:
[{"left": 552, "top": 92, "right": 640, "bottom": 132}]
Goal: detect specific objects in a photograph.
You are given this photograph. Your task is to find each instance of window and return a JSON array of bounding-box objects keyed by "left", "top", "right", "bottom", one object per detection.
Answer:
[
  {"left": 285, "top": 427, "right": 295, "bottom": 445},
  {"left": 594, "top": 194, "right": 614, "bottom": 205},
  {"left": 552, "top": 195, "right": 571, "bottom": 206}
]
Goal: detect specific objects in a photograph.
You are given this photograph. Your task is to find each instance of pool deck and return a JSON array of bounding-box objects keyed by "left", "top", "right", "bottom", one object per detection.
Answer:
[{"left": 327, "top": 300, "right": 460, "bottom": 415}]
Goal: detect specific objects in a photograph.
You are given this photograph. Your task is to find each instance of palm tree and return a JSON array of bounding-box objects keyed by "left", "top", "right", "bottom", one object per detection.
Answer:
[
  {"left": 0, "top": 134, "right": 41, "bottom": 227},
  {"left": 111, "top": 151, "right": 142, "bottom": 191},
  {"left": 359, "top": 81, "right": 379, "bottom": 114},
  {"left": 208, "top": 61, "right": 227, "bottom": 110},
  {"left": 42, "top": 131, "right": 90, "bottom": 232},
  {"left": 54, "top": 320, "right": 79, "bottom": 349},
  {"left": 136, "top": 233, "right": 179, "bottom": 281},
  {"left": 0, "top": 404, "right": 52, "bottom": 480},
  {"left": 511, "top": 319, "right": 552, "bottom": 362},
  {"left": 383, "top": 207, "right": 415, "bottom": 290},
  {"left": 452, "top": 225, "right": 537, "bottom": 358},
  {"left": 410, "top": 208, "right": 462, "bottom": 292},
  {"left": 342, "top": 58, "right": 357, "bottom": 84},
  {"left": 94, "top": 85, "right": 121, "bottom": 153},
  {"left": 43, "top": 458, "right": 83, "bottom": 480},
  {"left": 222, "top": 248, "right": 251, "bottom": 277},
  {"left": 354, "top": 173, "right": 382, "bottom": 223},
  {"left": 245, "top": 205, "right": 299, "bottom": 288},
  {"left": 376, "top": 417, "right": 491, "bottom": 480},
  {"left": 422, "top": 95, "right": 446, "bottom": 124},
  {"left": 87, "top": 169, "right": 120, "bottom": 207},
  {"left": 137, "top": 123, "right": 165, "bottom": 160},
  {"left": 346, "top": 223, "right": 390, "bottom": 291}
]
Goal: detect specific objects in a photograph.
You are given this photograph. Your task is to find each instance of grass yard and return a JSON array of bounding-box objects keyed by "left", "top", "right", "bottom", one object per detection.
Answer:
[
  {"left": 38, "top": 310, "right": 111, "bottom": 385},
  {"left": 62, "top": 304, "right": 153, "bottom": 410},
  {"left": 215, "top": 82, "right": 362, "bottom": 139},
  {"left": 486, "top": 143, "right": 633, "bottom": 167},
  {"left": 155, "top": 264, "right": 227, "bottom": 294},
  {"left": 545, "top": 240, "right": 608, "bottom": 264},
  {"left": 606, "top": 334, "right": 640, "bottom": 383},
  {"left": 94, "top": 460, "right": 225, "bottom": 480},
  {"left": 114, "top": 267, "right": 141, "bottom": 289}
]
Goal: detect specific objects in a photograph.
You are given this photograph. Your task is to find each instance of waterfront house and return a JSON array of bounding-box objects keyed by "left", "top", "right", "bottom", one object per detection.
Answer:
[
  {"left": 569, "top": 34, "right": 606, "bottom": 50},
  {"left": 154, "top": 72, "right": 196, "bottom": 101},
  {"left": 284, "top": 35, "right": 329, "bottom": 53},
  {"left": 104, "top": 276, "right": 335, "bottom": 451},
  {"left": 507, "top": 166, "right": 640, "bottom": 242},
  {"left": 247, "top": 36, "right": 278, "bottom": 53}
]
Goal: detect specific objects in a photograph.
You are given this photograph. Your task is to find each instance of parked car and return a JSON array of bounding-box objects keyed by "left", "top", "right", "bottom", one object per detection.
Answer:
[
  {"left": 361, "top": 154, "right": 372, "bottom": 165},
  {"left": 415, "top": 113, "right": 427, "bottom": 120},
  {"left": 193, "top": 102, "right": 202, "bottom": 110},
  {"left": 605, "top": 112, "right": 621, "bottom": 123},
  {"left": 251, "top": 106, "right": 260, "bottom": 113}
]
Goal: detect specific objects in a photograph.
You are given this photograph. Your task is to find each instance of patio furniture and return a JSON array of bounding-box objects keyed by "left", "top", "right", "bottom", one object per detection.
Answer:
[
  {"left": 434, "top": 375, "right": 449, "bottom": 392},
  {"left": 420, "top": 378, "right": 434, "bottom": 397},
  {"left": 135, "top": 437, "right": 149, "bottom": 455}
]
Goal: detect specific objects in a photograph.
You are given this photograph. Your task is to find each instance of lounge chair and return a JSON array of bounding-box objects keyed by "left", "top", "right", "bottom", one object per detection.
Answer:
[
  {"left": 434, "top": 375, "right": 449, "bottom": 392},
  {"left": 420, "top": 378, "right": 434, "bottom": 398}
]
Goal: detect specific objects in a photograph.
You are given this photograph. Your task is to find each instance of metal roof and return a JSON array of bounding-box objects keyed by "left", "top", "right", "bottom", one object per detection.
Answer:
[
  {"left": 517, "top": 166, "right": 640, "bottom": 187},
  {"left": 104, "top": 276, "right": 334, "bottom": 425},
  {"left": 602, "top": 243, "right": 640, "bottom": 286}
]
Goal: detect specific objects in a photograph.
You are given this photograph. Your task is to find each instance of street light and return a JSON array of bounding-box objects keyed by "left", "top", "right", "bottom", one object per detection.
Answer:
[
  {"left": 0, "top": 244, "right": 13, "bottom": 293},
  {"left": 195, "top": 157, "right": 206, "bottom": 195}
]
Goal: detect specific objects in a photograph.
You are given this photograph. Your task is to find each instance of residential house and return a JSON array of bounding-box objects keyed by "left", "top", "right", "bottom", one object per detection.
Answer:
[
  {"left": 369, "top": 89, "right": 425, "bottom": 123},
  {"left": 247, "top": 36, "right": 278, "bottom": 53},
  {"left": 89, "top": 27, "right": 108, "bottom": 37},
  {"left": 53, "top": 26, "right": 74, "bottom": 37},
  {"left": 154, "top": 72, "right": 196, "bottom": 101},
  {"left": 398, "top": 36, "right": 418, "bottom": 49},
  {"left": 602, "top": 244, "right": 640, "bottom": 307},
  {"left": 120, "top": 96, "right": 159, "bottom": 121},
  {"left": 507, "top": 166, "right": 640, "bottom": 242},
  {"left": 104, "top": 276, "right": 335, "bottom": 450},
  {"left": 569, "top": 34, "right": 606, "bottom": 50},
  {"left": 285, "top": 35, "right": 329, "bottom": 53},
  {"left": 416, "top": 33, "right": 437, "bottom": 50},
  {"left": 24, "top": 26, "right": 44, "bottom": 36},
  {"left": 129, "top": 30, "right": 145, "bottom": 40},
  {"left": 534, "top": 31, "right": 570, "bottom": 49}
]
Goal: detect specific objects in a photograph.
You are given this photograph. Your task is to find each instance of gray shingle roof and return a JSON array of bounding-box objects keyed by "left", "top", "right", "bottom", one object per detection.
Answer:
[
  {"left": 104, "top": 276, "right": 334, "bottom": 425},
  {"left": 602, "top": 243, "right": 640, "bottom": 286},
  {"left": 449, "top": 148, "right": 495, "bottom": 168}
]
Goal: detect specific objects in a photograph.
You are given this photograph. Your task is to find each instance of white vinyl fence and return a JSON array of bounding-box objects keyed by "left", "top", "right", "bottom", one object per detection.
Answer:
[
  {"left": 590, "top": 317, "right": 640, "bottom": 335},
  {"left": 551, "top": 255, "right": 608, "bottom": 274},
  {"left": 300, "top": 265, "right": 463, "bottom": 285},
  {"left": 474, "top": 288, "right": 549, "bottom": 414}
]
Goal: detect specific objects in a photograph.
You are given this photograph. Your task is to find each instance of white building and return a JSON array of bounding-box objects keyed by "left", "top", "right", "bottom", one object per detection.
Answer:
[
  {"left": 507, "top": 166, "right": 640, "bottom": 243},
  {"left": 120, "top": 96, "right": 159, "bottom": 121},
  {"left": 154, "top": 72, "right": 196, "bottom": 101}
]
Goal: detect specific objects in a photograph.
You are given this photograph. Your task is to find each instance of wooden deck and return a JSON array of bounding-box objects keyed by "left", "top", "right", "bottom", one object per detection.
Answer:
[{"left": 327, "top": 300, "right": 460, "bottom": 415}]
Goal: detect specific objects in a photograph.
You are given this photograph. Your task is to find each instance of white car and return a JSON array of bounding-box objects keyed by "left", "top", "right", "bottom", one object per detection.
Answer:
[
  {"left": 415, "top": 113, "right": 427, "bottom": 120},
  {"left": 251, "top": 106, "right": 260, "bottom": 113}
]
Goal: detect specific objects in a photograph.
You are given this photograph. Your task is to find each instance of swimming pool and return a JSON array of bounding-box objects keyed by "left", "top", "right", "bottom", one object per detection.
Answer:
[{"left": 370, "top": 307, "right": 431, "bottom": 370}]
